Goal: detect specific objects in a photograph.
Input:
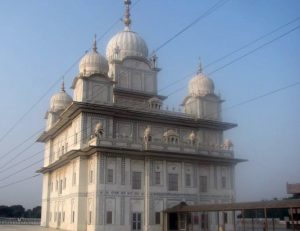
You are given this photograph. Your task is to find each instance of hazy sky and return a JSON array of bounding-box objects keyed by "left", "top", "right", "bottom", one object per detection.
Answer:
[{"left": 0, "top": 0, "right": 299, "bottom": 209}]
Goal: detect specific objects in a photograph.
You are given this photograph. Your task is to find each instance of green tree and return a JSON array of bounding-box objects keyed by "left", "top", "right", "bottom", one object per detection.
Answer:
[
  {"left": 9, "top": 205, "right": 25, "bottom": 217},
  {"left": 0, "top": 206, "right": 10, "bottom": 217},
  {"left": 31, "top": 206, "right": 41, "bottom": 218}
]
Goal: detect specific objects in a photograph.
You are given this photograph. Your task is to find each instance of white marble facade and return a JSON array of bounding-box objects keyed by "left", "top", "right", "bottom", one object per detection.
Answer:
[
  {"left": 38, "top": 2, "right": 240, "bottom": 231},
  {"left": 41, "top": 154, "right": 235, "bottom": 231}
]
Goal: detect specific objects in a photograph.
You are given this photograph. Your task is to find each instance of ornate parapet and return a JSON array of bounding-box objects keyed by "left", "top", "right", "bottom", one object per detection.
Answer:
[{"left": 88, "top": 136, "right": 233, "bottom": 158}]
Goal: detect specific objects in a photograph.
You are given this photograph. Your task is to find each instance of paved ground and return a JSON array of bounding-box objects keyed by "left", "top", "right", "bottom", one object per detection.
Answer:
[{"left": 0, "top": 225, "right": 56, "bottom": 231}]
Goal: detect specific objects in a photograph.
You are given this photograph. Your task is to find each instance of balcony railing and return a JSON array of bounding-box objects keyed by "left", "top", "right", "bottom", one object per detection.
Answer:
[{"left": 0, "top": 217, "right": 40, "bottom": 225}]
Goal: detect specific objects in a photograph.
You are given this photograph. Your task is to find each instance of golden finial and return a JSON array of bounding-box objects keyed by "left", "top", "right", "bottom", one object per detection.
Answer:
[
  {"left": 61, "top": 78, "right": 65, "bottom": 92},
  {"left": 123, "top": 0, "right": 132, "bottom": 29},
  {"left": 197, "top": 58, "right": 203, "bottom": 74}
]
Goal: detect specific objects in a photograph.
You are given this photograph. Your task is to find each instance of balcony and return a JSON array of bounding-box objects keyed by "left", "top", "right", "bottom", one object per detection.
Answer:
[{"left": 88, "top": 137, "right": 233, "bottom": 158}]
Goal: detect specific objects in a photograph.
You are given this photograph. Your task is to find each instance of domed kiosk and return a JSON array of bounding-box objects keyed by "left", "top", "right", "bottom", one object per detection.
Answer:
[
  {"left": 188, "top": 67, "right": 215, "bottom": 97},
  {"left": 72, "top": 37, "right": 113, "bottom": 104},
  {"left": 79, "top": 38, "right": 109, "bottom": 76},
  {"left": 49, "top": 82, "right": 72, "bottom": 113},
  {"left": 45, "top": 82, "right": 72, "bottom": 130},
  {"left": 182, "top": 63, "right": 222, "bottom": 120}
]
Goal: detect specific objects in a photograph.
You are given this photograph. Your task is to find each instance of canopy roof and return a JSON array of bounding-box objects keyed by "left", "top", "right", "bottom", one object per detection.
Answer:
[{"left": 164, "top": 199, "right": 300, "bottom": 213}]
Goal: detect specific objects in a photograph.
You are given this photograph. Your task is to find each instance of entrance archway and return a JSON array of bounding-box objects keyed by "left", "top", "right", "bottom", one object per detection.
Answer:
[{"left": 168, "top": 212, "right": 178, "bottom": 230}]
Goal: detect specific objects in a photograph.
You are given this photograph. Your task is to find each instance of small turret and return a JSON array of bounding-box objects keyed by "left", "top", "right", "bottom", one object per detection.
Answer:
[
  {"left": 46, "top": 81, "right": 72, "bottom": 130},
  {"left": 182, "top": 61, "right": 222, "bottom": 120}
]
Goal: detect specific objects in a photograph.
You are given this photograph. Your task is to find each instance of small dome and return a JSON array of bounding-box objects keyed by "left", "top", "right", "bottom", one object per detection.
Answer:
[
  {"left": 188, "top": 131, "right": 196, "bottom": 140},
  {"left": 223, "top": 139, "right": 234, "bottom": 150},
  {"left": 148, "top": 97, "right": 162, "bottom": 103},
  {"left": 224, "top": 139, "right": 233, "bottom": 147},
  {"left": 163, "top": 129, "right": 179, "bottom": 137},
  {"left": 106, "top": 28, "right": 148, "bottom": 62},
  {"left": 148, "top": 97, "right": 163, "bottom": 110},
  {"left": 188, "top": 66, "right": 214, "bottom": 96},
  {"left": 79, "top": 39, "right": 109, "bottom": 76},
  {"left": 49, "top": 83, "right": 72, "bottom": 113}
]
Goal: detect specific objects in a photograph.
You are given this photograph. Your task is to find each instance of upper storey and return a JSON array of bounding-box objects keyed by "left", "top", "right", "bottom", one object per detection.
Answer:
[
  {"left": 42, "top": 1, "right": 232, "bottom": 141},
  {"left": 38, "top": 1, "right": 242, "bottom": 173},
  {"left": 38, "top": 101, "right": 238, "bottom": 168}
]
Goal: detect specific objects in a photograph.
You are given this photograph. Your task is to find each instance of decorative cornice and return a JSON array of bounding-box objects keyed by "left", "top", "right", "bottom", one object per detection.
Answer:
[
  {"left": 37, "top": 145, "right": 246, "bottom": 174},
  {"left": 114, "top": 87, "right": 167, "bottom": 100},
  {"left": 37, "top": 102, "right": 237, "bottom": 142}
]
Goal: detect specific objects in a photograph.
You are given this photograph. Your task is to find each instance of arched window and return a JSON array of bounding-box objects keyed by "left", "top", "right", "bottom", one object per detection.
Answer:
[
  {"left": 163, "top": 130, "right": 179, "bottom": 145},
  {"left": 148, "top": 97, "right": 163, "bottom": 110}
]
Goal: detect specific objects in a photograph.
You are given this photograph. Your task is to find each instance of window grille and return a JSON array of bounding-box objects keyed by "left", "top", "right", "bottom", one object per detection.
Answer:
[
  {"left": 107, "top": 169, "right": 114, "bottom": 183},
  {"left": 185, "top": 173, "right": 191, "bottom": 187},
  {"left": 132, "top": 172, "right": 142, "bottom": 190},
  {"left": 155, "top": 172, "right": 160, "bottom": 185},
  {"left": 200, "top": 176, "right": 208, "bottom": 192},
  {"left": 168, "top": 173, "right": 178, "bottom": 191}
]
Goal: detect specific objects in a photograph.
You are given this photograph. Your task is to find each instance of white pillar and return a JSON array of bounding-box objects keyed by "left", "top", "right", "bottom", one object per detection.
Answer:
[
  {"left": 41, "top": 173, "right": 50, "bottom": 227},
  {"left": 144, "top": 157, "right": 150, "bottom": 231}
]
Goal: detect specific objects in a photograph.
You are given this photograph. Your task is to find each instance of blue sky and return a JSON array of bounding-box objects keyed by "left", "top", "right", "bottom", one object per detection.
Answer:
[{"left": 0, "top": 0, "right": 299, "bottom": 208}]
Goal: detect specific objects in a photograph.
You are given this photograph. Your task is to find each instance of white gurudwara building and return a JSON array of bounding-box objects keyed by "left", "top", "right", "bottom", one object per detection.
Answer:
[{"left": 37, "top": 1, "right": 243, "bottom": 231}]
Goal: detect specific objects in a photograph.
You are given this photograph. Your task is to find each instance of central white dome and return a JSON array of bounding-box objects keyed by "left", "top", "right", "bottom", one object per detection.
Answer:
[{"left": 106, "top": 28, "right": 148, "bottom": 62}]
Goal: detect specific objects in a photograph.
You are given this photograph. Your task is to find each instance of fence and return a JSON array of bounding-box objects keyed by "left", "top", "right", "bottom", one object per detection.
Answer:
[{"left": 0, "top": 217, "right": 40, "bottom": 225}]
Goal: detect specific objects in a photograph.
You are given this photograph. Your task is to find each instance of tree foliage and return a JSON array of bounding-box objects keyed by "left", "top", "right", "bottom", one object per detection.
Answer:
[{"left": 0, "top": 205, "right": 41, "bottom": 218}]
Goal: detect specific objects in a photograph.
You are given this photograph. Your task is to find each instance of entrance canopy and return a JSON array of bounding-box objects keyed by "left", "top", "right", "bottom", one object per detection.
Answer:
[
  {"left": 164, "top": 199, "right": 300, "bottom": 213},
  {"left": 163, "top": 199, "right": 300, "bottom": 231}
]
